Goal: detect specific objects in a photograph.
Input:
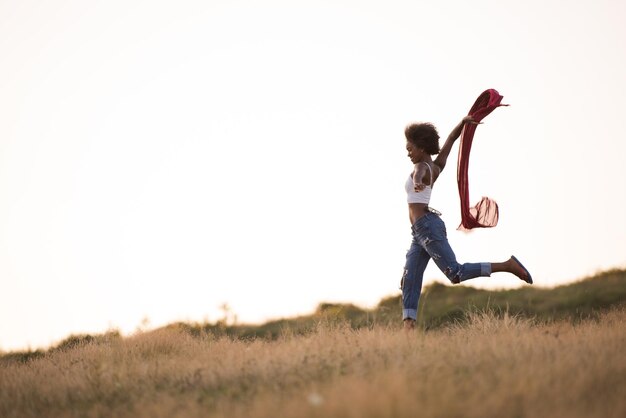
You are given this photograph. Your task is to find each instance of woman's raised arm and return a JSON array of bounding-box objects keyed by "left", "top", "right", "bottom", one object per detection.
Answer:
[{"left": 433, "top": 116, "right": 477, "bottom": 173}]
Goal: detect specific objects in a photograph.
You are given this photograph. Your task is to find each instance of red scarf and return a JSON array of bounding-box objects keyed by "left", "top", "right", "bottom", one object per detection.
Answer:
[{"left": 457, "top": 89, "right": 507, "bottom": 230}]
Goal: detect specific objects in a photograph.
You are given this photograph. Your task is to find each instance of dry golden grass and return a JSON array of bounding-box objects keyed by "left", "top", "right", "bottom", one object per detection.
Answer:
[{"left": 2, "top": 309, "right": 625, "bottom": 418}]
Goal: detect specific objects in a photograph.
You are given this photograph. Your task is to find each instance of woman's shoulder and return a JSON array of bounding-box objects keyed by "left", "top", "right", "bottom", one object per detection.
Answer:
[{"left": 417, "top": 160, "right": 438, "bottom": 174}]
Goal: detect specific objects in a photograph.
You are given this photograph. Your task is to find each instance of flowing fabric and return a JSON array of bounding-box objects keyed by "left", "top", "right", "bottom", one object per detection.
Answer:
[{"left": 457, "top": 89, "right": 507, "bottom": 230}]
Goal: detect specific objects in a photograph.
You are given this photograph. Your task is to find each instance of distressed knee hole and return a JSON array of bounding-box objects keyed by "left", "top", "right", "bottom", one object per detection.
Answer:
[{"left": 400, "top": 269, "right": 408, "bottom": 290}]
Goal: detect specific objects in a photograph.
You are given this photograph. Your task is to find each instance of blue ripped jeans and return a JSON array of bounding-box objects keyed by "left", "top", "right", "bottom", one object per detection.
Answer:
[{"left": 401, "top": 211, "right": 492, "bottom": 320}]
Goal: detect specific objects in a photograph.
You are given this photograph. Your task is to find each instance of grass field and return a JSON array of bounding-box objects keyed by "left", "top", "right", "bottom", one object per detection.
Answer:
[
  {"left": 2, "top": 269, "right": 625, "bottom": 417},
  {"left": 2, "top": 307, "right": 625, "bottom": 418}
]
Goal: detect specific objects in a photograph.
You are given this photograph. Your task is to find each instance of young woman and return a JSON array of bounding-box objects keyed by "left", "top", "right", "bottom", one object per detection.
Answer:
[{"left": 401, "top": 116, "right": 532, "bottom": 330}]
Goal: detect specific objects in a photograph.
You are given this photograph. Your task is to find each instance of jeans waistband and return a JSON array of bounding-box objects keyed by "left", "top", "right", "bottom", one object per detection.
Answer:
[{"left": 411, "top": 210, "right": 439, "bottom": 232}]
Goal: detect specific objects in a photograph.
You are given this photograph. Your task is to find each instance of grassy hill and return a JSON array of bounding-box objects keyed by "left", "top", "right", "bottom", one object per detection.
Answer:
[
  {"left": 235, "top": 267, "right": 626, "bottom": 338},
  {"left": 2, "top": 289, "right": 625, "bottom": 418},
  {"left": 2, "top": 268, "right": 625, "bottom": 363}
]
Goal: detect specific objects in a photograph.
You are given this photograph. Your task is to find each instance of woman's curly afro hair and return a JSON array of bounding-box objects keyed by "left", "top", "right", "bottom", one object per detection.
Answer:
[{"left": 404, "top": 122, "right": 440, "bottom": 155}]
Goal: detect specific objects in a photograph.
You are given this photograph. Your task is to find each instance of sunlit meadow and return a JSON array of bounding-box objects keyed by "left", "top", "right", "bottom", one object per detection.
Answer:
[{"left": 2, "top": 308, "right": 625, "bottom": 418}]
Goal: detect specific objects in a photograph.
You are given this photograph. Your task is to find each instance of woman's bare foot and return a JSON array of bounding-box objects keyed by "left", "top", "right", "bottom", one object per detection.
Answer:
[{"left": 508, "top": 255, "right": 533, "bottom": 284}]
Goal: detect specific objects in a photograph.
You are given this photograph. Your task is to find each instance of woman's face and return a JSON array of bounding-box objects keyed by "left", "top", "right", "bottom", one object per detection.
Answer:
[{"left": 406, "top": 141, "right": 423, "bottom": 164}]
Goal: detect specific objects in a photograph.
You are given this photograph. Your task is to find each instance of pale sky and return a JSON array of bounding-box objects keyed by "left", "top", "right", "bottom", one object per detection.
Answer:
[{"left": 1, "top": 0, "right": 625, "bottom": 351}]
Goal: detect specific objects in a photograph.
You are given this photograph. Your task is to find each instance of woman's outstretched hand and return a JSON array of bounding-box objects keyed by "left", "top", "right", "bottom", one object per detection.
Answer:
[
  {"left": 462, "top": 115, "right": 481, "bottom": 125},
  {"left": 414, "top": 182, "right": 427, "bottom": 192}
]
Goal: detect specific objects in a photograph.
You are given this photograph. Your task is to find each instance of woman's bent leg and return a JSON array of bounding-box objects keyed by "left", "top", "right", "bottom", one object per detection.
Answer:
[
  {"left": 401, "top": 237, "right": 431, "bottom": 320},
  {"left": 419, "top": 216, "right": 491, "bottom": 284}
]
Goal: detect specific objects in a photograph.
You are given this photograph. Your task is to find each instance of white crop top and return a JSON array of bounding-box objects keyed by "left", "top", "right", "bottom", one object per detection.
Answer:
[{"left": 405, "top": 163, "right": 433, "bottom": 204}]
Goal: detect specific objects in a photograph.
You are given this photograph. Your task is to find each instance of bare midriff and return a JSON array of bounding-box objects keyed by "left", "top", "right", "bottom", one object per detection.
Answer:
[{"left": 408, "top": 203, "right": 429, "bottom": 225}]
